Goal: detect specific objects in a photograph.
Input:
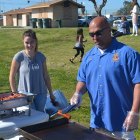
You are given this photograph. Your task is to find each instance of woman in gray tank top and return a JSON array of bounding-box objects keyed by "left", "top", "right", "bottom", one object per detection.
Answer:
[{"left": 9, "top": 29, "right": 55, "bottom": 112}]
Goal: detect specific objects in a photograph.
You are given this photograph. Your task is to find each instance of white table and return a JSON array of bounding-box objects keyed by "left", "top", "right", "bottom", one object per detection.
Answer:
[{"left": 0, "top": 106, "right": 49, "bottom": 139}]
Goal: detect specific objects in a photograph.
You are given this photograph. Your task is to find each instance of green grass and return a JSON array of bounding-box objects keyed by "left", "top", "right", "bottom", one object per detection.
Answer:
[{"left": 0, "top": 28, "right": 140, "bottom": 139}]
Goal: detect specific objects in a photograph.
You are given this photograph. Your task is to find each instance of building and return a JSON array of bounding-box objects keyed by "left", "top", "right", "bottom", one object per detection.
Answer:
[
  {"left": 0, "top": 14, "right": 3, "bottom": 26},
  {"left": 3, "top": 9, "right": 32, "bottom": 27},
  {"left": 3, "top": 0, "right": 84, "bottom": 28}
]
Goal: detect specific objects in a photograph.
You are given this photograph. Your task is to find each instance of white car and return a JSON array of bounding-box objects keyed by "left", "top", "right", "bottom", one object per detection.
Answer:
[
  {"left": 113, "top": 17, "right": 133, "bottom": 28},
  {"left": 113, "top": 19, "right": 122, "bottom": 27}
]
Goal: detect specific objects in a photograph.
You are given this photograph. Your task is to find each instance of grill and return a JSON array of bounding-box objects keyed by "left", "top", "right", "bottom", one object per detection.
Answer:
[{"left": 20, "top": 118, "right": 123, "bottom": 140}]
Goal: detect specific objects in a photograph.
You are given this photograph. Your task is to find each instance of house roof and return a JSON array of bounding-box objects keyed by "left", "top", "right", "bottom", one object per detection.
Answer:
[
  {"left": 3, "top": 0, "right": 84, "bottom": 16},
  {"left": 26, "top": 0, "right": 85, "bottom": 9},
  {"left": 3, "top": 8, "right": 32, "bottom": 16}
]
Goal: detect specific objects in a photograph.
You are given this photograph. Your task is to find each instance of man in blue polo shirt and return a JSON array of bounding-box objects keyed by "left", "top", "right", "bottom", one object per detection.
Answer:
[{"left": 70, "top": 16, "right": 140, "bottom": 140}]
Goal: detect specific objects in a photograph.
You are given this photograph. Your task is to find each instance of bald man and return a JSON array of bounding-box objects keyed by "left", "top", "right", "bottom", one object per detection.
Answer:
[{"left": 70, "top": 16, "right": 140, "bottom": 140}]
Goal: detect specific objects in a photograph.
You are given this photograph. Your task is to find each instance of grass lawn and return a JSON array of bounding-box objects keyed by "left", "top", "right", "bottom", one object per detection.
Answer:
[{"left": 0, "top": 28, "right": 140, "bottom": 139}]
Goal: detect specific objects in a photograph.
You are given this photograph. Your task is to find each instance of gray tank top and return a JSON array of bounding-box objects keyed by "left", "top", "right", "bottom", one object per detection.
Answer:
[{"left": 13, "top": 50, "right": 48, "bottom": 95}]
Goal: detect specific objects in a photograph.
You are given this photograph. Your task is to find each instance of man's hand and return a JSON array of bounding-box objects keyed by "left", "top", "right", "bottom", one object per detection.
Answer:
[
  {"left": 70, "top": 92, "right": 82, "bottom": 107},
  {"left": 123, "top": 111, "right": 139, "bottom": 131}
]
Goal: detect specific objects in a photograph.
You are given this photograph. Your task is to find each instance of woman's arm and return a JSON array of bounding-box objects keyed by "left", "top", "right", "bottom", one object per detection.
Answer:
[
  {"left": 43, "top": 61, "right": 55, "bottom": 101},
  {"left": 9, "top": 60, "right": 19, "bottom": 92}
]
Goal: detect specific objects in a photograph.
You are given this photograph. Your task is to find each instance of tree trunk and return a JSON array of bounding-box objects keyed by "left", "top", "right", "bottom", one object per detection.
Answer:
[{"left": 89, "top": 0, "right": 107, "bottom": 16}]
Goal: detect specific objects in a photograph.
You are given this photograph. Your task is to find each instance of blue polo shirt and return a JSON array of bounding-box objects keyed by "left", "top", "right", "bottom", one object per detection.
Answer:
[{"left": 77, "top": 38, "right": 140, "bottom": 131}]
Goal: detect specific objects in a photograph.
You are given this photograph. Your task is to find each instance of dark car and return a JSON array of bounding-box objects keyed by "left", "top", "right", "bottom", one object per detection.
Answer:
[
  {"left": 126, "top": 15, "right": 140, "bottom": 28},
  {"left": 138, "top": 16, "right": 140, "bottom": 27},
  {"left": 78, "top": 15, "right": 96, "bottom": 27}
]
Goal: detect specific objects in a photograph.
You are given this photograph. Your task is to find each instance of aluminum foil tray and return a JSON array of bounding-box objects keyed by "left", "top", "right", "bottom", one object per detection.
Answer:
[{"left": 0, "top": 92, "right": 35, "bottom": 111}]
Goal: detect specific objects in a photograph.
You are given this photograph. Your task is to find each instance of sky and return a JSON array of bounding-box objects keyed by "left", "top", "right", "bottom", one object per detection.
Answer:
[{"left": 0, "top": 0, "right": 140, "bottom": 15}]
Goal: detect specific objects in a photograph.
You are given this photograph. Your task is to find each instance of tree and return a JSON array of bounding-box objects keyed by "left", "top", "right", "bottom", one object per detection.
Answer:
[
  {"left": 116, "top": 1, "right": 132, "bottom": 15},
  {"left": 89, "top": 0, "right": 107, "bottom": 16},
  {"left": 81, "top": 7, "right": 85, "bottom": 15}
]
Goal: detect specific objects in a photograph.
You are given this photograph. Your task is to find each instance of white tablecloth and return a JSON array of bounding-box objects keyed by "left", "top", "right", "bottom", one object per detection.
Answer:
[{"left": 0, "top": 106, "right": 49, "bottom": 139}]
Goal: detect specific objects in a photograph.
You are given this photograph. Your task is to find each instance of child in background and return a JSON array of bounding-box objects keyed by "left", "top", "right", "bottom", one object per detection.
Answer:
[{"left": 70, "top": 28, "right": 87, "bottom": 63}]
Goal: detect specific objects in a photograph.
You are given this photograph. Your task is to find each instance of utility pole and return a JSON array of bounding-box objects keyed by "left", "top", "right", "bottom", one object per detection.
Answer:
[{"left": 0, "top": 0, "right": 1, "bottom": 17}]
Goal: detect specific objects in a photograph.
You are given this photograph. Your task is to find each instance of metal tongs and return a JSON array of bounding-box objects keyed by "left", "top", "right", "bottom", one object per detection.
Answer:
[{"left": 50, "top": 104, "right": 77, "bottom": 119}]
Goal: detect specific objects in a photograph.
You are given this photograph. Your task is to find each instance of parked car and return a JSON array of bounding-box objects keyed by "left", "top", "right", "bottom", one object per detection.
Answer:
[
  {"left": 138, "top": 16, "right": 140, "bottom": 27},
  {"left": 106, "top": 18, "right": 114, "bottom": 27},
  {"left": 113, "top": 19, "right": 122, "bottom": 27},
  {"left": 126, "top": 15, "right": 140, "bottom": 28},
  {"left": 78, "top": 15, "right": 95, "bottom": 27},
  {"left": 113, "top": 16, "right": 122, "bottom": 21},
  {"left": 113, "top": 16, "right": 132, "bottom": 28},
  {"left": 126, "top": 16, "right": 132, "bottom": 27}
]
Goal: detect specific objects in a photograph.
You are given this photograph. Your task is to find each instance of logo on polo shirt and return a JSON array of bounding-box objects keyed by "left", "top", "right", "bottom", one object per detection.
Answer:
[{"left": 113, "top": 53, "right": 119, "bottom": 62}]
